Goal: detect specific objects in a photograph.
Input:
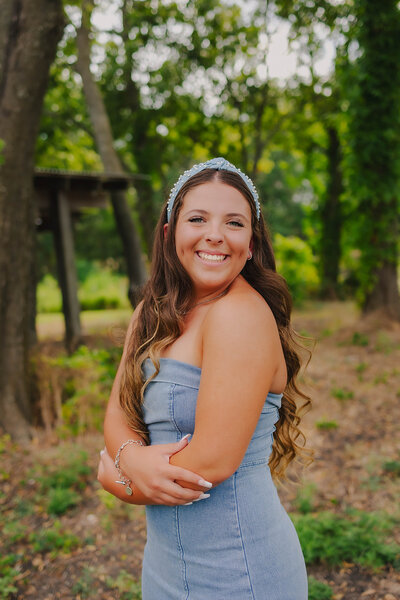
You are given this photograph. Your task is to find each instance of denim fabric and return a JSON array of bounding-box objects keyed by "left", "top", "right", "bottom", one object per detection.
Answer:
[{"left": 141, "top": 358, "right": 308, "bottom": 600}]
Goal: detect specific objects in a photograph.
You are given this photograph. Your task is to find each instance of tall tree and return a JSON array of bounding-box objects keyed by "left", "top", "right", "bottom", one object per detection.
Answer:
[
  {"left": 76, "top": 1, "right": 147, "bottom": 303},
  {"left": 348, "top": 0, "right": 400, "bottom": 318},
  {"left": 0, "top": 0, "right": 65, "bottom": 441}
]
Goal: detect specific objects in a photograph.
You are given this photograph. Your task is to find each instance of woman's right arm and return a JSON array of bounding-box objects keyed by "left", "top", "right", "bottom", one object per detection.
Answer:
[{"left": 99, "top": 306, "right": 210, "bottom": 505}]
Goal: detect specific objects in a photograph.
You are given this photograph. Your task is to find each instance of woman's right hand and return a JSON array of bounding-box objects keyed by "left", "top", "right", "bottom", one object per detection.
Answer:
[{"left": 107, "top": 436, "right": 212, "bottom": 505}]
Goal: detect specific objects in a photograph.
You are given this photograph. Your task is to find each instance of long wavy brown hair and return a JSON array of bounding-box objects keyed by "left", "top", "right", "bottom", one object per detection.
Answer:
[{"left": 119, "top": 167, "right": 312, "bottom": 479}]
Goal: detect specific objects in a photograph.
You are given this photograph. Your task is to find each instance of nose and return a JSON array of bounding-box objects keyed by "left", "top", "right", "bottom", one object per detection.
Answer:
[{"left": 205, "top": 222, "right": 223, "bottom": 244}]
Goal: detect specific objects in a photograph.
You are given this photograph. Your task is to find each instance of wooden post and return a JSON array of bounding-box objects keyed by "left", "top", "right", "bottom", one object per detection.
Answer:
[{"left": 52, "top": 191, "right": 82, "bottom": 352}]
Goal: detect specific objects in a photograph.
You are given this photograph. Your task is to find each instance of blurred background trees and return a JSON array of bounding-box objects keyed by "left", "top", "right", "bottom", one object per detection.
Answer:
[{"left": 1, "top": 0, "right": 400, "bottom": 438}]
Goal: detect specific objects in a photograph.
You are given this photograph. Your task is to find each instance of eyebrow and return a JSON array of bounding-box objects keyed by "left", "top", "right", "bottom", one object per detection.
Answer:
[{"left": 183, "top": 209, "right": 250, "bottom": 221}]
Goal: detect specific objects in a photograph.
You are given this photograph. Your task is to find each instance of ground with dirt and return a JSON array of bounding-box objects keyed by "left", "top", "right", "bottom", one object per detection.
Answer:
[{"left": 1, "top": 301, "right": 399, "bottom": 600}]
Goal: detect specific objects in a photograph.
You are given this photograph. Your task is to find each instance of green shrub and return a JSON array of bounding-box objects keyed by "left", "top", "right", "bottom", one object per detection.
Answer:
[
  {"left": 47, "top": 487, "right": 81, "bottom": 515},
  {"left": 0, "top": 555, "right": 20, "bottom": 599},
  {"left": 37, "top": 346, "right": 120, "bottom": 436},
  {"left": 383, "top": 460, "right": 400, "bottom": 477},
  {"left": 78, "top": 267, "right": 130, "bottom": 311},
  {"left": 274, "top": 234, "right": 319, "bottom": 304},
  {"left": 294, "top": 483, "right": 317, "bottom": 514},
  {"left": 292, "top": 510, "right": 400, "bottom": 569},
  {"left": 29, "top": 522, "right": 80, "bottom": 554},
  {"left": 351, "top": 331, "right": 369, "bottom": 346},
  {"left": 308, "top": 576, "right": 333, "bottom": 600},
  {"left": 38, "top": 451, "right": 91, "bottom": 492},
  {"left": 37, "top": 265, "right": 130, "bottom": 314},
  {"left": 106, "top": 570, "right": 142, "bottom": 600},
  {"left": 316, "top": 420, "right": 338, "bottom": 431},
  {"left": 331, "top": 387, "right": 354, "bottom": 401},
  {"left": 37, "top": 273, "right": 62, "bottom": 313}
]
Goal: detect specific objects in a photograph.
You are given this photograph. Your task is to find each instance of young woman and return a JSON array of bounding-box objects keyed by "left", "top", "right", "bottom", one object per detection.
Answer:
[{"left": 98, "top": 157, "right": 310, "bottom": 599}]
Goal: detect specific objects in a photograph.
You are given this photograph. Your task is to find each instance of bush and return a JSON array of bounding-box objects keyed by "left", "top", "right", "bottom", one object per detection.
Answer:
[
  {"left": 78, "top": 266, "right": 130, "bottom": 310},
  {"left": 274, "top": 234, "right": 319, "bottom": 304},
  {"left": 37, "top": 265, "right": 130, "bottom": 313},
  {"left": 308, "top": 576, "right": 333, "bottom": 600},
  {"left": 37, "top": 274, "right": 62, "bottom": 313},
  {"left": 292, "top": 510, "right": 400, "bottom": 569}
]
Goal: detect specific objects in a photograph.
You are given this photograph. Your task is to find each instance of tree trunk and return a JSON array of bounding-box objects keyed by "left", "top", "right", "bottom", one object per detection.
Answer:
[
  {"left": 363, "top": 261, "right": 400, "bottom": 320},
  {"left": 319, "top": 126, "right": 342, "bottom": 299},
  {"left": 0, "top": 0, "right": 65, "bottom": 441},
  {"left": 75, "top": 6, "right": 147, "bottom": 304}
]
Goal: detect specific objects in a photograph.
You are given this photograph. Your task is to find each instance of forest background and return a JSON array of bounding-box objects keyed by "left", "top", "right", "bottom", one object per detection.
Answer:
[{"left": 0, "top": 0, "right": 400, "bottom": 598}]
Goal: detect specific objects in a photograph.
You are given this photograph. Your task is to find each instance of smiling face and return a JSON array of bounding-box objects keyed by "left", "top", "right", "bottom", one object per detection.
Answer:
[{"left": 172, "top": 180, "right": 253, "bottom": 301}]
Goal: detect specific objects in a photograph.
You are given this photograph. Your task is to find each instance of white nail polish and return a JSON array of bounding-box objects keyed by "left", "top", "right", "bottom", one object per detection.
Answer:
[
  {"left": 183, "top": 501, "right": 193, "bottom": 505},
  {"left": 198, "top": 478, "right": 212, "bottom": 488},
  {"left": 100, "top": 449, "right": 105, "bottom": 456},
  {"left": 194, "top": 493, "right": 210, "bottom": 501},
  {"left": 181, "top": 434, "right": 191, "bottom": 441}
]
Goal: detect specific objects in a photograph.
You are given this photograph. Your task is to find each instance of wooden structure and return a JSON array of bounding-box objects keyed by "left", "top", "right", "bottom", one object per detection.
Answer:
[{"left": 33, "top": 168, "right": 132, "bottom": 351}]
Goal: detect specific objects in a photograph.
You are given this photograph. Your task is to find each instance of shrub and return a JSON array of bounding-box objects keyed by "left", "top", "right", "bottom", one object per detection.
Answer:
[
  {"left": 308, "top": 577, "right": 333, "bottom": 600},
  {"left": 316, "top": 420, "right": 338, "bottom": 431},
  {"left": 47, "top": 487, "right": 81, "bottom": 515},
  {"left": 292, "top": 510, "right": 400, "bottom": 569},
  {"left": 29, "top": 522, "right": 80, "bottom": 554},
  {"left": 294, "top": 483, "right": 317, "bottom": 514},
  {"left": 37, "top": 274, "right": 62, "bottom": 313},
  {"left": 274, "top": 234, "right": 319, "bottom": 304}
]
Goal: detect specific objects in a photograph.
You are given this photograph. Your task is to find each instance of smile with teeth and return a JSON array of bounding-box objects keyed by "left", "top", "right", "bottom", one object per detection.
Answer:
[{"left": 197, "top": 251, "right": 227, "bottom": 262}]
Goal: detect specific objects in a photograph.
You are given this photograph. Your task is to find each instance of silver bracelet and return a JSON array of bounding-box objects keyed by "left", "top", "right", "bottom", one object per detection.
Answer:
[{"left": 114, "top": 439, "right": 144, "bottom": 495}]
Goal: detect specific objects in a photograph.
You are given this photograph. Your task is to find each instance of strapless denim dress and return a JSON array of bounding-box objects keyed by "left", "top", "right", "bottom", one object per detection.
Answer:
[{"left": 141, "top": 358, "right": 307, "bottom": 600}]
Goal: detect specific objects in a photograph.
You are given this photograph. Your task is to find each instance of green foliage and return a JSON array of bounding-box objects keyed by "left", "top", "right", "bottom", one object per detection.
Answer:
[
  {"left": 29, "top": 522, "right": 80, "bottom": 554},
  {"left": 106, "top": 570, "right": 142, "bottom": 600},
  {"left": 383, "top": 460, "right": 400, "bottom": 477},
  {"left": 331, "top": 387, "right": 354, "bottom": 401},
  {"left": 294, "top": 483, "right": 317, "bottom": 514},
  {"left": 37, "top": 266, "right": 130, "bottom": 314},
  {"left": 44, "top": 345, "right": 120, "bottom": 436},
  {"left": 37, "top": 274, "right": 62, "bottom": 313},
  {"left": 274, "top": 234, "right": 319, "bottom": 304},
  {"left": 78, "top": 266, "right": 130, "bottom": 311},
  {"left": 292, "top": 510, "right": 400, "bottom": 569},
  {"left": 47, "top": 488, "right": 81, "bottom": 515},
  {"left": 0, "top": 555, "right": 20, "bottom": 599},
  {"left": 308, "top": 576, "right": 333, "bottom": 600},
  {"left": 37, "top": 450, "right": 91, "bottom": 492},
  {"left": 71, "top": 566, "right": 96, "bottom": 597},
  {"left": 34, "top": 449, "right": 90, "bottom": 515},
  {"left": 346, "top": 0, "right": 400, "bottom": 306},
  {"left": 316, "top": 420, "right": 338, "bottom": 431},
  {"left": 351, "top": 331, "right": 369, "bottom": 346}
]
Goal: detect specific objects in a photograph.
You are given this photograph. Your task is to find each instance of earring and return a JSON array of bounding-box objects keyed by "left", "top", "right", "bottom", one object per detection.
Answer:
[{"left": 247, "top": 251, "right": 252, "bottom": 261}]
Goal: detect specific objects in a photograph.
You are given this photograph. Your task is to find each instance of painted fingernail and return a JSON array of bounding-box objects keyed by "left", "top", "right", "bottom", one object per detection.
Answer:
[
  {"left": 194, "top": 493, "right": 210, "bottom": 501},
  {"left": 197, "top": 478, "right": 212, "bottom": 488},
  {"left": 183, "top": 501, "right": 193, "bottom": 505},
  {"left": 181, "top": 434, "right": 191, "bottom": 441},
  {"left": 100, "top": 449, "right": 105, "bottom": 456}
]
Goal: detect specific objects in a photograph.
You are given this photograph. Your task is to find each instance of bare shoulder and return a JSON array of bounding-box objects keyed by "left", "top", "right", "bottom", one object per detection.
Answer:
[
  {"left": 205, "top": 280, "right": 277, "bottom": 336},
  {"left": 202, "top": 279, "right": 280, "bottom": 360}
]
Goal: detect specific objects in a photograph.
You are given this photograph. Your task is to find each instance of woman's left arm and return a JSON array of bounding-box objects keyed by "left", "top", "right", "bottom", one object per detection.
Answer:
[{"left": 170, "top": 295, "right": 282, "bottom": 486}]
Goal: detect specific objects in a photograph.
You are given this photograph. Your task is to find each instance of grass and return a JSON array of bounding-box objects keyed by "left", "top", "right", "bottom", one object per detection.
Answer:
[
  {"left": 308, "top": 576, "right": 333, "bottom": 600},
  {"left": 292, "top": 509, "right": 400, "bottom": 570},
  {"left": 37, "top": 269, "right": 130, "bottom": 313},
  {"left": 383, "top": 459, "right": 400, "bottom": 477},
  {"left": 316, "top": 420, "right": 338, "bottom": 431},
  {"left": 331, "top": 387, "right": 354, "bottom": 401},
  {"left": 105, "top": 570, "right": 142, "bottom": 600}
]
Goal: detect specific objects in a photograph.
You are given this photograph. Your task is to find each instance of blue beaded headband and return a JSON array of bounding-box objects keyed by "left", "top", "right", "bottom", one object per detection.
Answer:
[{"left": 166, "top": 157, "right": 260, "bottom": 222}]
